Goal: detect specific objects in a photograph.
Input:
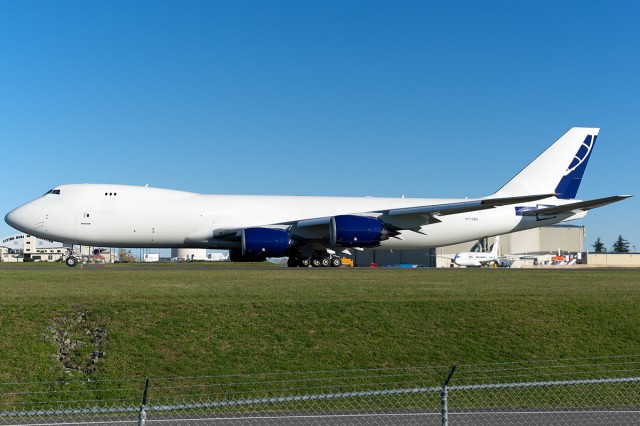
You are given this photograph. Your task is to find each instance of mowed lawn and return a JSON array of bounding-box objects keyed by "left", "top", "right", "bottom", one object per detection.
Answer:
[{"left": 1, "top": 264, "right": 639, "bottom": 383}]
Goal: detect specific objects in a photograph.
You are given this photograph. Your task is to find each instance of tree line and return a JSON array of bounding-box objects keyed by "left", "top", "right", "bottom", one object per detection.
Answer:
[{"left": 592, "top": 235, "right": 633, "bottom": 253}]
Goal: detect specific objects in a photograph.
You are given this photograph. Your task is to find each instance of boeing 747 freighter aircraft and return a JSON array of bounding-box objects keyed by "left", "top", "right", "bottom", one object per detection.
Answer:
[{"left": 4, "top": 128, "right": 631, "bottom": 267}]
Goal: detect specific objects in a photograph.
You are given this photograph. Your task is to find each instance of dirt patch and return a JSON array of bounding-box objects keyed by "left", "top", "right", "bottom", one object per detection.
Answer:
[{"left": 46, "top": 310, "right": 108, "bottom": 374}]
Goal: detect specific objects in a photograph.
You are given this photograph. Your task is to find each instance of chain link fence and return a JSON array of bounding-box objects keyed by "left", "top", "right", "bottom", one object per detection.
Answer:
[{"left": 2, "top": 355, "right": 640, "bottom": 425}]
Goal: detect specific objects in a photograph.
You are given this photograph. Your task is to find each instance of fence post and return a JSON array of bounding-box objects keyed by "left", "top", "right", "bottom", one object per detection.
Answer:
[
  {"left": 138, "top": 378, "right": 150, "bottom": 426},
  {"left": 440, "top": 365, "right": 457, "bottom": 426}
]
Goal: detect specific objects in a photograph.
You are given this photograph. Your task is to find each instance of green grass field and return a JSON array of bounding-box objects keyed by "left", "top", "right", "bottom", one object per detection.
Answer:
[{"left": 1, "top": 264, "right": 639, "bottom": 385}]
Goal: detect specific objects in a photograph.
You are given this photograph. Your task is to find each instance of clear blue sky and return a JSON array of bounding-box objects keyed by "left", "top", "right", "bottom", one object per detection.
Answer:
[{"left": 1, "top": 1, "right": 638, "bottom": 251}]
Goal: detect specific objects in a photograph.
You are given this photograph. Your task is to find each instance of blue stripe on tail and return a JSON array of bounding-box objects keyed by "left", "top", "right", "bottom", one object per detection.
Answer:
[{"left": 554, "top": 134, "right": 596, "bottom": 199}]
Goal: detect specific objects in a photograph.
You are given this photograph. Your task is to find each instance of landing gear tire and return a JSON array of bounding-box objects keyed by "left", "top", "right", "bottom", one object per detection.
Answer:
[
  {"left": 311, "top": 258, "right": 322, "bottom": 267},
  {"left": 299, "top": 257, "right": 311, "bottom": 267},
  {"left": 331, "top": 257, "right": 342, "bottom": 267},
  {"left": 321, "top": 257, "right": 330, "bottom": 267},
  {"left": 65, "top": 256, "right": 78, "bottom": 268}
]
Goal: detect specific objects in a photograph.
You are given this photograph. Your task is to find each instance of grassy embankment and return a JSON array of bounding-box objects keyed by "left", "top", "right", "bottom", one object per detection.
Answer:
[{"left": 1, "top": 264, "right": 639, "bottom": 385}]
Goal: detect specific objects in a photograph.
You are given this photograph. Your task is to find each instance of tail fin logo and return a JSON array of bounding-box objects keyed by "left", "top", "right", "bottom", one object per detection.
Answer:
[
  {"left": 554, "top": 134, "right": 596, "bottom": 199},
  {"left": 564, "top": 135, "right": 595, "bottom": 177}
]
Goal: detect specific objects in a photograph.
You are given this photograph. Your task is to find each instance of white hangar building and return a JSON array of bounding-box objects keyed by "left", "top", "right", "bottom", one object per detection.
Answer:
[
  {"left": 0, "top": 233, "right": 120, "bottom": 264},
  {"left": 350, "top": 225, "right": 586, "bottom": 268},
  {"left": 1, "top": 233, "right": 69, "bottom": 263}
]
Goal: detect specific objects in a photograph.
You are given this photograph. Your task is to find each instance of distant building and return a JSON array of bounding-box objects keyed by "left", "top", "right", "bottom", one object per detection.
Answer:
[
  {"left": 0, "top": 233, "right": 117, "bottom": 263},
  {"left": 170, "top": 248, "right": 208, "bottom": 261},
  {"left": 0, "top": 246, "right": 20, "bottom": 263},
  {"left": 1, "top": 233, "right": 68, "bottom": 263},
  {"left": 143, "top": 253, "right": 160, "bottom": 262},
  {"left": 351, "top": 225, "right": 587, "bottom": 268},
  {"left": 583, "top": 253, "right": 640, "bottom": 267},
  {"left": 434, "top": 225, "right": 586, "bottom": 268}
]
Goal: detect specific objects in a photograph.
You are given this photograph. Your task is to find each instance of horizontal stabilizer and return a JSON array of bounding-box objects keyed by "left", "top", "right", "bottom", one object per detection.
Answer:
[{"left": 521, "top": 195, "right": 632, "bottom": 216}]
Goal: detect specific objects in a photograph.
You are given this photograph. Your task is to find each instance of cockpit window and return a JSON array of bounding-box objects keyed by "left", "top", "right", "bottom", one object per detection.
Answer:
[{"left": 44, "top": 189, "right": 61, "bottom": 195}]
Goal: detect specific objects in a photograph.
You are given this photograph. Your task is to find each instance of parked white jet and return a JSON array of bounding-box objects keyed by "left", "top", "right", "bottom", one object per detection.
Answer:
[
  {"left": 4, "top": 127, "right": 631, "bottom": 267},
  {"left": 453, "top": 236, "right": 500, "bottom": 267}
]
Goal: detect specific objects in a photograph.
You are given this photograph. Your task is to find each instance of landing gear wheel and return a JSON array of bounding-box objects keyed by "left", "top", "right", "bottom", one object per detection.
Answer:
[
  {"left": 331, "top": 257, "right": 342, "bottom": 267},
  {"left": 65, "top": 256, "right": 78, "bottom": 268},
  {"left": 321, "top": 257, "right": 330, "bottom": 267},
  {"left": 299, "top": 257, "right": 311, "bottom": 267},
  {"left": 311, "top": 258, "right": 322, "bottom": 267}
]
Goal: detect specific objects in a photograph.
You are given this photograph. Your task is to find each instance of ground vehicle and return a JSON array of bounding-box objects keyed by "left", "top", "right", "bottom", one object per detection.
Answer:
[{"left": 341, "top": 258, "right": 354, "bottom": 267}]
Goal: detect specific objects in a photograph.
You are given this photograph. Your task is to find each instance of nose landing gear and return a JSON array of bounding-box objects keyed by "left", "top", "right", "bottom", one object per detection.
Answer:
[{"left": 65, "top": 256, "right": 78, "bottom": 267}]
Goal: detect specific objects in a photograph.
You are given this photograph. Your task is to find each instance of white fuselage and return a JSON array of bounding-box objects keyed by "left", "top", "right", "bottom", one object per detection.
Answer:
[
  {"left": 452, "top": 252, "right": 499, "bottom": 267},
  {"left": 5, "top": 184, "right": 581, "bottom": 250}
]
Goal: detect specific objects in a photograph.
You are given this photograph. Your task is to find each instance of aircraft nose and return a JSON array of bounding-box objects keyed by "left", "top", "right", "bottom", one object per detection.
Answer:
[
  {"left": 4, "top": 209, "right": 21, "bottom": 229},
  {"left": 4, "top": 203, "right": 41, "bottom": 234}
]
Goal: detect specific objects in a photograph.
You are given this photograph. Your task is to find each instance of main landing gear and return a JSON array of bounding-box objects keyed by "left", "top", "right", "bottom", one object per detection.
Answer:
[{"left": 287, "top": 254, "right": 343, "bottom": 268}]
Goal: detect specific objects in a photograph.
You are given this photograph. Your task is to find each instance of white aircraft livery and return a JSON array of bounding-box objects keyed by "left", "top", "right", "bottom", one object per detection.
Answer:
[
  {"left": 453, "top": 236, "right": 500, "bottom": 267},
  {"left": 4, "top": 127, "right": 632, "bottom": 267}
]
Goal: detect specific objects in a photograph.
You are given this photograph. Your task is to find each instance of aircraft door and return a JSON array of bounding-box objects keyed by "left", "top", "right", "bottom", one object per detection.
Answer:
[{"left": 79, "top": 211, "right": 92, "bottom": 226}]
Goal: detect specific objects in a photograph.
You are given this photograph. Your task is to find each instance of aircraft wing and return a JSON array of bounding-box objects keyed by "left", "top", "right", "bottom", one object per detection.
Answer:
[
  {"left": 378, "top": 193, "right": 556, "bottom": 229},
  {"left": 190, "top": 193, "right": 559, "bottom": 244},
  {"left": 276, "top": 193, "right": 557, "bottom": 239},
  {"left": 521, "top": 195, "right": 632, "bottom": 216},
  {"left": 382, "top": 193, "right": 555, "bottom": 217}
]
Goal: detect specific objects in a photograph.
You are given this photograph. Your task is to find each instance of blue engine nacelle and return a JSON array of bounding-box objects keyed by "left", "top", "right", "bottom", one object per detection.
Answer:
[
  {"left": 330, "top": 215, "right": 387, "bottom": 247},
  {"left": 241, "top": 227, "right": 291, "bottom": 258}
]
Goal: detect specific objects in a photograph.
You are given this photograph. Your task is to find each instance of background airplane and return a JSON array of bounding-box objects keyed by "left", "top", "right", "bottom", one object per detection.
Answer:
[
  {"left": 4, "top": 128, "right": 631, "bottom": 267},
  {"left": 453, "top": 236, "right": 501, "bottom": 267}
]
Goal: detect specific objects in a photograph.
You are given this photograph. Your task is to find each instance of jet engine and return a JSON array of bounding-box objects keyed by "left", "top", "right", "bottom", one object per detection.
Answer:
[
  {"left": 330, "top": 215, "right": 388, "bottom": 247},
  {"left": 241, "top": 227, "right": 291, "bottom": 258}
]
